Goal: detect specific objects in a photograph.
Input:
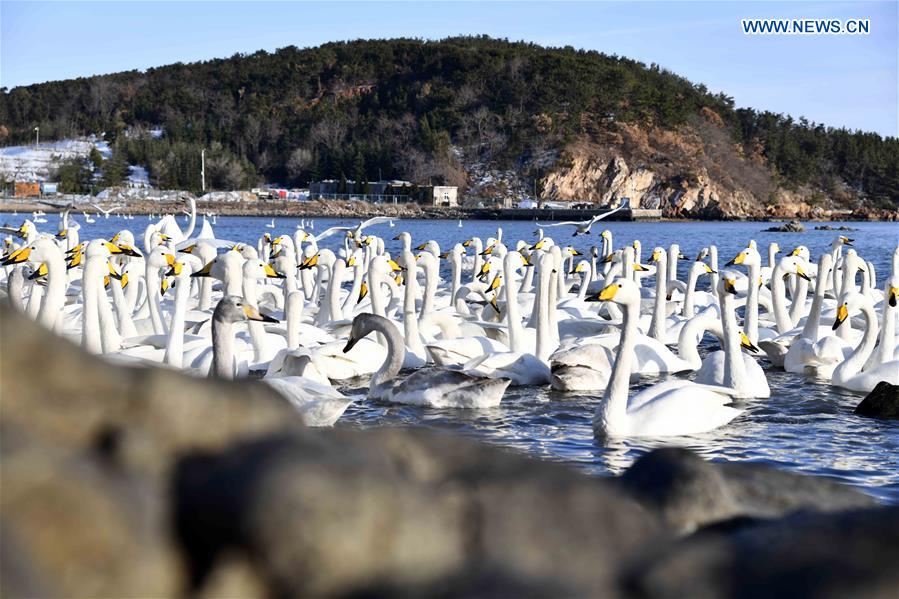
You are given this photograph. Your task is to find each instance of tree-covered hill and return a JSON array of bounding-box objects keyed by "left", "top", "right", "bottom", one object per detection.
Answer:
[{"left": 1, "top": 36, "right": 896, "bottom": 209}]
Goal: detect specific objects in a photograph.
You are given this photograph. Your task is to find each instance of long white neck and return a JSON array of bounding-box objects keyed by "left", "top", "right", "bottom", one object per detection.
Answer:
[
  {"left": 286, "top": 291, "right": 303, "bottom": 348},
  {"left": 789, "top": 274, "right": 809, "bottom": 326},
  {"left": 769, "top": 262, "right": 793, "bottom": 334},
  {"left": 328, "top": 261, "right": 346, "bottom": 322},
  {"left": 110, "top": 276, "right": 138, "bottom": 338},
  {"left": 596, "top": 297, "right": 637, "bottom": 436},
  {"left": 164, "top": 272, "right": 191, "bottom": 368},
  {"left": 678, "top": 313, "right": 720, "bottom": 370},
  {"left": 682, "top": 267, "right": 699, "bottom": 317},
  {"left": 421, "top": 258, "right": 437, "bottom": 316},
  {"left": 145, "top": 266, "right": 168, "bottom": 336},
  {"left": 343, "top": 262, "right": 364, "bottom": 318},
  {"left": 801, "top": 255, "right": 831, "bottom": 341},
  {"left": 869, "top": 287, "right": 896, "bottom": 368},
  {"left": 745, "top": 260, "right": 760, "bottom": 343},
  {"left": 6, "top": 267, "right": 25, "bottom": 311},
  {"left": 709, "top": 246, "right": 719, "bottom": 297},
  {"left": 451, "top": 251, "right": 462, "bottom": 304},
  {"left": 719, "top": 288, "right": 749, "bottom": 394},
  {"left": 38, "top": 249, "right": 66, "bottom": 331},
  {"left": 535, "top": 258, "right": 552, "bottom": 360},
  {"left": 403, "top": 252, "right": 425, "bottom": 356},
  {"left": 242, "top": 275, "right": 266, "bottom": 362},
  {"left": 503, "top": 256, "right": 525, "bottom": 353},
  {"left": 649, "top": 254, "right": 668, "bottom": 341},
  {"left": 834, "top": 300, "right": 879, "bottom": 383},
  {"left": 81, "top": 257, "right": 104, "bottom": 354}
]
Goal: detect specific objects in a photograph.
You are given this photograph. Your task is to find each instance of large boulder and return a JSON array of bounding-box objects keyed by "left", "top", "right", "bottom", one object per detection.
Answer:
[
  {"left": 618, "top": 448, "right": 875, "bottom": 534},
  {"left": 855, "top": 382, "right": 899, "bottom": 419},
  {"left": 622, "top": 507, "right": 899, "bottom": 598}
]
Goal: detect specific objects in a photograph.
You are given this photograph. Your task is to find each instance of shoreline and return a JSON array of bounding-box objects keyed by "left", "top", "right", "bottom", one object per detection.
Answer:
[{"left": 1, "top": 197, "right": 894, "bottom": 223}]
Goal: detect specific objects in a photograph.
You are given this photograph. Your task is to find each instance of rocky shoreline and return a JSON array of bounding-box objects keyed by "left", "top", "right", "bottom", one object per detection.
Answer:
[
  {"left": 3, "top": 305, "right": 898, "bottom": 597},
  {"left": 2, "top": 197, "right": 896, "bottom": 222}
]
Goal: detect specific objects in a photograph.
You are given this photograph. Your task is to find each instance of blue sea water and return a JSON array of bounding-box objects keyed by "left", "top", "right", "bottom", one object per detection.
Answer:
[{"left": 5, "top": 211, "right": 899, "bottom": 501}]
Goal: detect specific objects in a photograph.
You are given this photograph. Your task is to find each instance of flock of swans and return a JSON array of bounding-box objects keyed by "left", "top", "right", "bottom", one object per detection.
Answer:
[{"left": 2, "top": 200, "right": 897, "bottom": 438}]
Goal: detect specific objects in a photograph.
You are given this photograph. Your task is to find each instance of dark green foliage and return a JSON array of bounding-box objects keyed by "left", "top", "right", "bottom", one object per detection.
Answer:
[
  {"left": 54, "top": 158, "right": 92, "bottom": 193},
  {"left": 1, "top": 37, "right": 896, "bottom": 202}
]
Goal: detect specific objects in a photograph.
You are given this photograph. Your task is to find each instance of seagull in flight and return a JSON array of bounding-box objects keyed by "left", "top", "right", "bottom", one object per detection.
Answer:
[
  {"left": 314, "top": 216, "right": 396, "bottom": 242},
  {"left": 90, "top": 204, "right": 122, "bottom": 219},
  {"left": 535, "top": 199, "right": 629, "bottom": 237}
]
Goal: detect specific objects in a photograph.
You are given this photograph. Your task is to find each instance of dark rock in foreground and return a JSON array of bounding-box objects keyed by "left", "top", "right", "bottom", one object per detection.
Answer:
[
  {"left": 623, "top": 507, "right": 899, "bottom": 598},
  {"left": 764, "top": 220, "right": 805, "bottom": 232},
  {"left": 855, "top": 382, "right": 899, "bottom": 419},
  {"left": 618, "top": 448, "right": 875, "bottom": 534},
  {"left": 1, "top": 306, "right": 897, "bottom": 597}
]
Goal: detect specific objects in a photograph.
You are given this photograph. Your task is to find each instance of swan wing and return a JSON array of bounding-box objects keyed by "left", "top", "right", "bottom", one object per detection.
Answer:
[
  {"left": 313, "top": 226, "right": 353, "bottom": 241},
  {"left": 387, "top": 368, "right": 510, "bottom": 408},
  {"left": 263, "top": 377, "right": 351, "bottom": 426}
]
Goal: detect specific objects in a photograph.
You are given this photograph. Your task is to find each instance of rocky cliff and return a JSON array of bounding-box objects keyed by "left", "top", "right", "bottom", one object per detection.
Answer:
[{"left": 533, "top": 118, "right": 896, "bottom": 220}]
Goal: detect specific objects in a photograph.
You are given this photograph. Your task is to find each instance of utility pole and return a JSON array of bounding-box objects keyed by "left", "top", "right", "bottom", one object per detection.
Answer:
[
  {"left": 34, "top": 126, "right": 39, "bottom": 147},
  {"left": 201, "top": 148, "right": 206, "bottom": 192}
]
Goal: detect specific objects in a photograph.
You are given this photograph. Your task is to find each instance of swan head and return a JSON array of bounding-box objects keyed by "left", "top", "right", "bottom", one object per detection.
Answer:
[
  {"left": 838, "top": 235, "right": 854, "bottom": 247},
  {"left": 726, "top": 246, "right": 761, "bottom": 267},
  {"left": 832, "top": 291, "right": 870, "bottom": 330},
  {"left": 343, "top": 312, "right": 386, "bottom": 353},
  {"left": 587, "top": 278, "right": 639, "bottom": 305},
  {"left": 214, "top": 295, "right": 279, "bottom": 325},
  {"left": 244, "top": 258, "right": 285, "bottom": 280},
  {"left": 789, "top": 245, "right": 810, "bottom": 261},
  {"left": 778, "top": 255, "right": 812, "bottom": 281},
  {"left": 886, "top": 277, "right": 899, "bottom": 307}
]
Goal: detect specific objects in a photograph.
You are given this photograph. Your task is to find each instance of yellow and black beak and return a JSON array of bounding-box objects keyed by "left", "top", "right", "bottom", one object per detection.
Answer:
[
  {"left": 633, "top": 263, "right": 649, "bottom": 272},
  {"left": 724, "top": 278, "right": 738, "bottom": 296},
  {"left": 439, "top": 251, "right": 450, "bottom": 259},
  {"left": 179, "top": 244, "right": 196, "bottom": 254},
  {"left": 520, "top": 252, "right": 533, "bottom": 267},
  {"left": 66, "top": 243, "right": 83, "bottom": 256},
  {"left": 120, "top": 272, "right": 129, "bottom": 289},
  {"left": 587, "top": 283, "right": 619, "bottom": 303},
  {"left": 415, "top": 242, "right": 429, "bottom": 251},
  {"left": 165, "top": 261, "right": 183, "bottom": 278},
  {"left": 840, "top": 236, "right": 854, "bottom": 246},
  {"left": 832, "top": 303, "right": 849, "bottom": 330},
  {"left": 790, "top": 247, "right": 802, "bottom": 257},
  {"left": 103, "top": 241, "right": 124, "bottom": 255},
  {"left": 160, "top": 278, "right": 170, "bottom": 296},
  {"left": 394, "top": 274, "right": 404, "bottom": 286},
  {"left": 392, "top": 234, "right": 403, "bottom": 241},
  {"left": 479, "top": 244, "right": 495, "bottom": 256},
  {"left": 2, "top": 246, "right": 31, "bottom": 265},
  {"left": 462, "top": 239, "right": 473, "bottom": 248},
  {"left": 651, "top": 250, "right": 662, "bottom": 263},
  {"left": 118, "top": 244, "right": 142, "bottom": 257},
  {"left": 55, "top": 229, "right": 68, "bottom": 240},
  {"left": 888, "top": 286, "right": 898, "bottom": 307},
  {"left": 703, "top": 264, "right": 717, "bottom": 274},
  {"left": 358, "top": 281, "right": 369, "bottom": 303},
  {"left": 726, "top": 251, "right": 746, "bottom": 267},
  {"left": 347, "top": 256, "right": 357, "bottom": 267},
  {"left": 28, "top": 262, "right": 49, "bottom": 280},
  {"left": 67, "top": 251, "right": 83, "bottom": 270},
  {"left": 489, "top": 294, "right": 500, "bottom": 314},
  {"left": 795, "top": 266, "right": 811, "bottom": 282},
  {"left": 264, "top": 263, "right": 285, "bottom": 279},
  {"left": 243, "top": 304, "right": 279, "bottom": 323},
  {"left": 530, "top": 239, "right": 545, "bottom": 251},
  {"left": 387, "top": 259, "right": 404, "bottom": 273},
  {"left": 191, "top": 260, "right": 214, "bottom": 278},
  {"left": 299, "top": 253, "right": 319, "bottom": 270},
  {"left": 477, "top": 262, "right": 491, "bottom": 281},
  {"left": 739, "top": 331, "right": 760, "bottom": 353},
  {"left": 107, "top": 261, "right": 123, "bottom": 280}
]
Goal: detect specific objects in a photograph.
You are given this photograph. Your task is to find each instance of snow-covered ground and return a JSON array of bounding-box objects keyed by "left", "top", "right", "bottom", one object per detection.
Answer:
[
  {"left": 0, "top": 137, "right": 108, "bottom": 182},
  {"left": 127, "top": 165, "right": 150, "bottom": 187}
]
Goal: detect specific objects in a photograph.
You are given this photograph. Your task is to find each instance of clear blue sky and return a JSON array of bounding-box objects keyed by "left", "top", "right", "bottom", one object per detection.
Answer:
[{"left": 2, "top": 1, "right": 896, "bottom": 137}]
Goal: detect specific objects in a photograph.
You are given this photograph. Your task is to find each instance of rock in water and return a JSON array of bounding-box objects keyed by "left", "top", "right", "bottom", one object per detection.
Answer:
[
  {"left": 764, "top": 220, "right": 805, "bottom": 232},
  {"left": 618, "top": 448, "right": 874, "bottom": 534},
  {"left": 855, "top": 382, "right": 899, "bottom": 419}
]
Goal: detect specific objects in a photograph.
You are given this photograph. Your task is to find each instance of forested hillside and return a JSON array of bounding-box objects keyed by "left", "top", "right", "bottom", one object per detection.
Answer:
[{"left": 1, "top": 36, "right": 896, "bottom": 214}]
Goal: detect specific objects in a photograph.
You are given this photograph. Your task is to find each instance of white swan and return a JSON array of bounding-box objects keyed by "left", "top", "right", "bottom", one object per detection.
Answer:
[
  {"left": 210, "top": 296, "right": 352, "bottom": 426},
  {"left": 831, "top": 292, "right": 899, "bottom": 393},
  {"left": 592, "top": 278, "right": 743, "bottom": 439},
  {"left": 344, "top": 313, "right": 511, "bottom": 408}
]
